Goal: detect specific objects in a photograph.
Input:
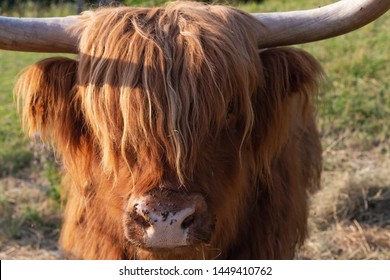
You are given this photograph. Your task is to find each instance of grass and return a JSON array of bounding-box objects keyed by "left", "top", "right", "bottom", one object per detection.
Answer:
[
  {"left": 301, "top": 19, "right": 390, "bottom": 149},
  {"left": 1, "top": 52, "right": 45, "bottom": 176},
  {"left": 0, "top": 177, "right": 60, "bottom": 254},
  {"left": 297, "top": 147, "right": 390, "bottom": 259},
  {"left": 0, "top": 1, "right": 77, "bottom": 17},
  {"left": 0, "top": 0, "right": 389, "bottom": 259}
]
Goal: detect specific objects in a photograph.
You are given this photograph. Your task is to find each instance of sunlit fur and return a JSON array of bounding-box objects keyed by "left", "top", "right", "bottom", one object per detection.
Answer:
[{"left": 15, "top": 1, "right": 323, "bottom": 259}]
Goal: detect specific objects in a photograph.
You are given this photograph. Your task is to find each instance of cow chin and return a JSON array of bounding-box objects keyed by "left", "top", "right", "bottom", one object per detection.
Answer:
[
  {"left": 133, "top": 244, "right": 211, "bottom": 260},
  {"left": 123, "top": 188, "right": 216, "bottom": 259}
]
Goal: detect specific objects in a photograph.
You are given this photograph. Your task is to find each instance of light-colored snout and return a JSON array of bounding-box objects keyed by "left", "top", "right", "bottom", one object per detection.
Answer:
[{"left": 125, "top": 190, "right": 215, "bottom": 249}]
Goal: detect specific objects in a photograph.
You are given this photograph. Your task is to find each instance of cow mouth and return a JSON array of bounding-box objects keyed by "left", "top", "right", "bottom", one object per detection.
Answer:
[{"left": 124, "top": 217, "right": 214, "bottom": 260}]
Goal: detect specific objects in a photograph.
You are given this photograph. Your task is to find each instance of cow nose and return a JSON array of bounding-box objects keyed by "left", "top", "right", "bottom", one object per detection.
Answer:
[
  {"left": 125, "top": 191, "right": 215, "bottom": 249},
  {"left": 133, "top": 205, "right": 195, "bottom": 231}
]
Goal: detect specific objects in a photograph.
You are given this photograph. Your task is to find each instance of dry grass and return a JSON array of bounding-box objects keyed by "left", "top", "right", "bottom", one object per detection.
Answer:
[
  {"left": 297, "top": 144, "right": 390, "bottom": 260},
  {"left": 0, "top": 176, "right": 60, "bottom": 259}
]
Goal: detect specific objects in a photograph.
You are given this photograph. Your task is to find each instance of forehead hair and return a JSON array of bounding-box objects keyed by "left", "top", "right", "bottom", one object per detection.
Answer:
[{"left": 75, "top": 2, "right": 262, "bottom": 183}]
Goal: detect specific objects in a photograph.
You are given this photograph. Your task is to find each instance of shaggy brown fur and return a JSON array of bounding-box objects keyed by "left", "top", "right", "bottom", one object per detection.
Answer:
[{"left": 15, "top": 1, "right": 323, "bottom": 259}]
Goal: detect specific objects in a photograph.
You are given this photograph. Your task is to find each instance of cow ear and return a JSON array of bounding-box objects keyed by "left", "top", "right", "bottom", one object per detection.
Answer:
[
  {"left": 15, "top": 57, "right": 86, "bottom": 154},
  {"left": 251, "top": 47, "right": 323, "bottom": 177}
]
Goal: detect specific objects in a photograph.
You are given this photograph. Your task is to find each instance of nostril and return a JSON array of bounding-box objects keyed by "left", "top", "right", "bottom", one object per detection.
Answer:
[
  {"left": 181, "top": 214, "right": 195, "bottom": 230},
  {"left": 133, "top": 213, "right": 151, "bottom": 229}
]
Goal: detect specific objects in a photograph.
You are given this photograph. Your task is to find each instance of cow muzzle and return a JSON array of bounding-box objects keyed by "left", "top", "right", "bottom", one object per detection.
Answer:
[{"left": 124, "top": 189, "right": 215, "bottom": 249}]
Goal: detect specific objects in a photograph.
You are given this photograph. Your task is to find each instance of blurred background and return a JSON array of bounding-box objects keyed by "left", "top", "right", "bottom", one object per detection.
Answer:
[{"left": 0, "top": 0, "right": 389, "bottom": 259}]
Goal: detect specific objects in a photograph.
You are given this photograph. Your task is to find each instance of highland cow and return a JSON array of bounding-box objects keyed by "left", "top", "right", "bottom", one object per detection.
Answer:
[{"left": 0, "top": 0, "right": 388, "bottom": 259}]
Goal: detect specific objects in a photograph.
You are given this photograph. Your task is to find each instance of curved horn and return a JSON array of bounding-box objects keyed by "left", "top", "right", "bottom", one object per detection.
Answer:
[
  {"left": 0, "top": 16, "right": 79, "bottom": 53},
  {"left": 253, "top": 0, "right": 390, "bottom": 48}
]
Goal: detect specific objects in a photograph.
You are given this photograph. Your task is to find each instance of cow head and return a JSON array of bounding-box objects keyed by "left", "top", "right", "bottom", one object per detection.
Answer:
[{"left": 1, "top": 0, "right": 389, "bottom": 259}]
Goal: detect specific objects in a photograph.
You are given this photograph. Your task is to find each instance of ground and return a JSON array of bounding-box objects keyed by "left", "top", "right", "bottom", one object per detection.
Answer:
[{"left": 298, "top": 144, "right": 390, "bottom": 259}]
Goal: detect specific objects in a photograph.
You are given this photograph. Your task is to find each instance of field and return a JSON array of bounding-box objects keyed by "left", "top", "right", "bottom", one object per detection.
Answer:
[{"left": 0, "top": 0, "right": 389, "bottom": 259}]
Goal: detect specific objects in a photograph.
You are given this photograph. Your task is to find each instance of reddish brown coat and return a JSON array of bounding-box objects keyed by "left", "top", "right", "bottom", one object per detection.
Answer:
[{"left": 15, "top": 2, "right": 322, "bottom": 259}]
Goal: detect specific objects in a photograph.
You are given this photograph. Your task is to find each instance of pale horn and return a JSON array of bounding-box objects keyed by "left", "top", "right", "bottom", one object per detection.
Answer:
[
  {"left": 0, "top": 16, "right": 79, "bottom": 53},
  {"left": 253, "top": 0, "right": 390, "bottom": 48}
]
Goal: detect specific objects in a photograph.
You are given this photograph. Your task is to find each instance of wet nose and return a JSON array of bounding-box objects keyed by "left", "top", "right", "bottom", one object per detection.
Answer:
[{"left": 125, "top": 190, "right": 214, "bottom": 249}]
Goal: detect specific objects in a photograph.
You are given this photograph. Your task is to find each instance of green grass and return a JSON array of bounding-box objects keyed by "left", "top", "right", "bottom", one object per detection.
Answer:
[
  {"left": 1, "top": 1, "right": 77, "bottom": 17},
  {"left": 0, "top": 186, "right": 60, "bottom": 242},
  {"left": 0, "top": 51, "right": 60, "bottom": 176},
  {"left": 298, "top": 15, "right": 390, "bottom": 148}
]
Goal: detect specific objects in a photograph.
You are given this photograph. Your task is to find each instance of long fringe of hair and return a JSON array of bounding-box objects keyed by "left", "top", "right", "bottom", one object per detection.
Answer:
[{"left": 72, "top": 1, "right": 262, "bottom": 185}]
